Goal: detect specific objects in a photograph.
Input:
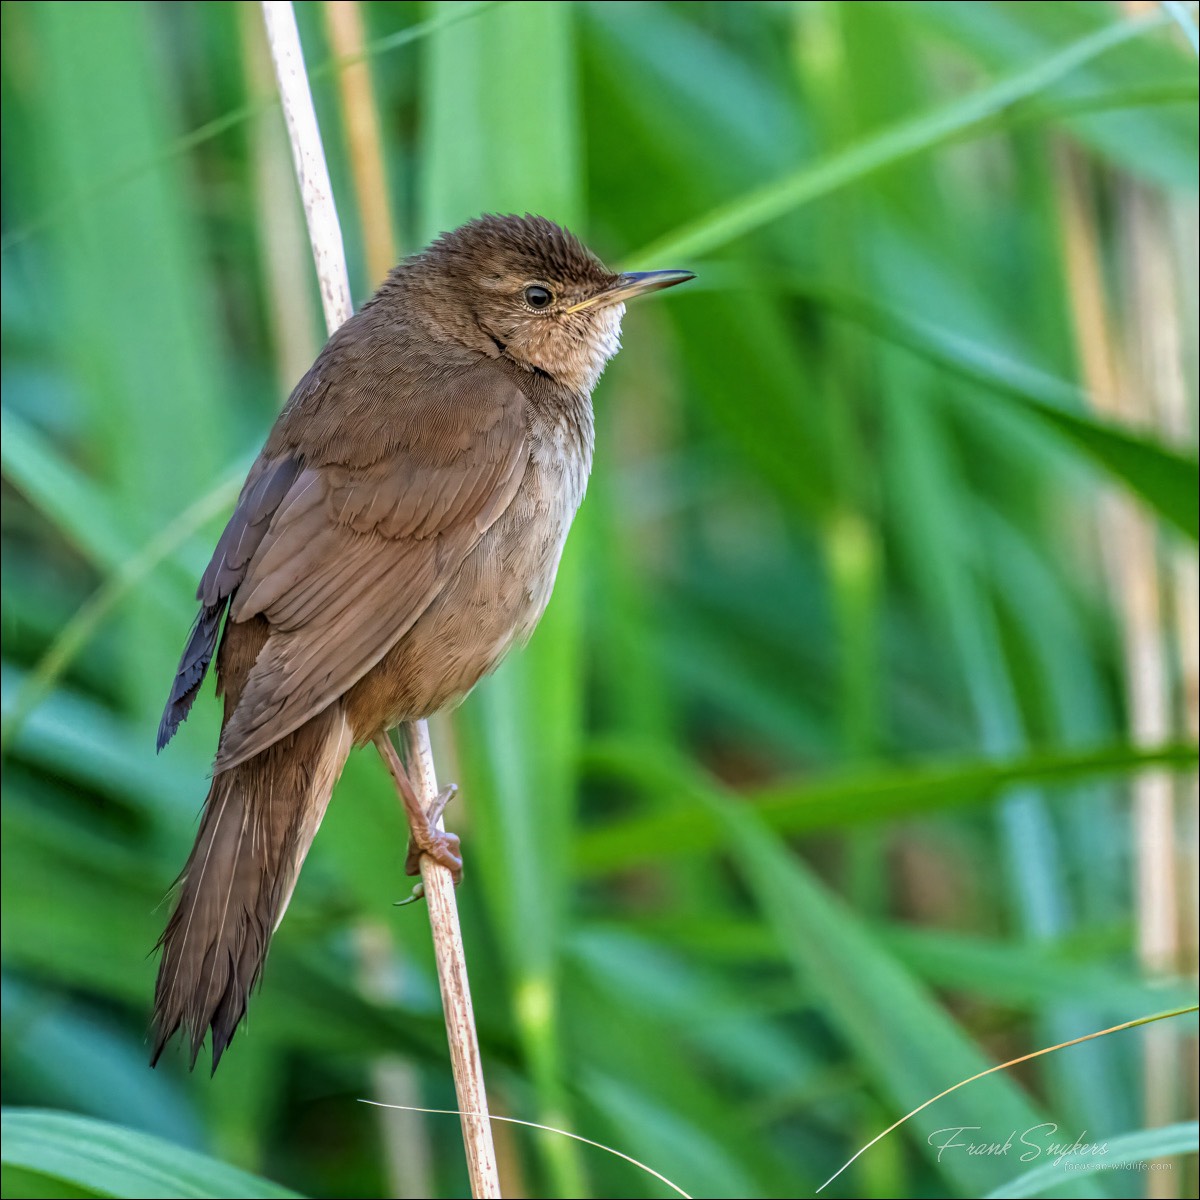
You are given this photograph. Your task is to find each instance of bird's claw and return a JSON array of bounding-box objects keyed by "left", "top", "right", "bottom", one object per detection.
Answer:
[
  {"left": 404, "top": 827, "right": 463, "bottom": 881},
  {"left": 427, "top": 783, "right": 457, "bottom": 826},
  {"left": 403, "top": 785, "right": 462, "bottom": 882}
]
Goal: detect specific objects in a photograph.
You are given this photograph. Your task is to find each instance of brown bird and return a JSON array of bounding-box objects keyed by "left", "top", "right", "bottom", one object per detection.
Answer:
[{"left": 151, "top": 213, "right": 692, "bottom": 1070}]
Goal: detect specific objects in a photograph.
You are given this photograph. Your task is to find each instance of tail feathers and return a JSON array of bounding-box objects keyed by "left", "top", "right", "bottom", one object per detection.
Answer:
[
  {"left": 151, "top": 705, "right": 351, "bottom": 1071},
  {"left": 158, "top": 603, "right": 225, "bottom": 751}
]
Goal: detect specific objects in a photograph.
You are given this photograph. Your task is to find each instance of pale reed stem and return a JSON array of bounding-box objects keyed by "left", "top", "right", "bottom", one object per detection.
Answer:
[
  {"left": 323, "top": 0, "right": 398, "bottom": 284},
  {"left": 259, "top": 4, "right": 501, "bottom": 1194},
  {"left": 317, "top": 4, "right": 432, "bottom": 1194},
  {"left": 1055, "top": 141, "right": 1191, "bottom": 1200}
]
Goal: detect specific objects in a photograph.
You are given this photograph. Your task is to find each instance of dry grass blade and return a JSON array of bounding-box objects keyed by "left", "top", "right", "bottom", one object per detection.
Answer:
[
  {"left": 360, "top": 1101, "right": 693, "bottom": 1199},
  {"left": 816, "top": 1004, "right": 1200, "bottom": 1194}
]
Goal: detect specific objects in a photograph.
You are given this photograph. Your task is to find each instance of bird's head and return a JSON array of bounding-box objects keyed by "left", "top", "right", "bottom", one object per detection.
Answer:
[{"left": 414, "top": 213, "right": 692, "bottom": 394}]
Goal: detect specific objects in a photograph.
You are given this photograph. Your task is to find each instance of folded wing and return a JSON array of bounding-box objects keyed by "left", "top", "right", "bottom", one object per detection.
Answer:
[{"left": 160, "top": 356, "right": 528, "bottom": 770}]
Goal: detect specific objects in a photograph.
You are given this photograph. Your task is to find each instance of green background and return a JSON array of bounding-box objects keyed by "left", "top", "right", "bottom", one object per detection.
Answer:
[{"left": 1, "top": 2, "right": 1197, "bottom": 1197}]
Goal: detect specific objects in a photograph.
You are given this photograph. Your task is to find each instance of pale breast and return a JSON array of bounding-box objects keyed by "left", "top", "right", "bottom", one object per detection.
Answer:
[{"left": 510, "top": 408, "right": 593, "bottom": 635}]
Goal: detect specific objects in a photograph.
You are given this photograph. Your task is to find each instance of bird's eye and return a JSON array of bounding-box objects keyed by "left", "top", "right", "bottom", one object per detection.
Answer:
[{"left": 523, "top": 284, "right": 554, "bottom": 310}]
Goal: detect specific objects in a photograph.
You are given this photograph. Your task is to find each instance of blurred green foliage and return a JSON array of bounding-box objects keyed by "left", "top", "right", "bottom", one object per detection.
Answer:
[{"left": 2, "top": 2, "right": 1197, "bottom": 1197}]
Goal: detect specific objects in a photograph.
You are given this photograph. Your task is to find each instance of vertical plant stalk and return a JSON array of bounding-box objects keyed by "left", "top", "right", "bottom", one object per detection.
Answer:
[
  {"left": 318, "top": 6, "right": 427, "bottom": 1193},
  {"left": 261, "top": 2, "right": 352, "bottom": 330},
  {"left": 1118, "top": 178, "right": 1196, "bottom": 1200},
  {"left": 324, "top": 0, "right": 398, "bottom": 284},
  {"left": 265, "top": 5, "right": 430, "bottom": 1195},
  {"left": 259, "top": 4, "right": 501, "bottom": 1196},
  {"left": 1055, "top": 144, "right": 1188, "bottom": 1199},
  {"left": 238, "top": 2, "right": 321, "bottom": 392},
  {"left": 403, "top": 722, "right": 501, "bottom": 1198}
]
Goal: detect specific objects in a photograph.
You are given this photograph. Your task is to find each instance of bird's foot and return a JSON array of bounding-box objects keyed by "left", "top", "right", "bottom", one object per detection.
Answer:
[
  {"left": 404, "top": 785, "right": 462, "bottom": 881},
  {"left": 373, "top": 734, "right": 464, "bottom": 890}
]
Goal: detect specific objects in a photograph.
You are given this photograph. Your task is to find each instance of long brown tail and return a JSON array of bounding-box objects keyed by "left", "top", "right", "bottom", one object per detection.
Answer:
[{"left": 151, "top": 704, "right": 352, "bottom": 1071}]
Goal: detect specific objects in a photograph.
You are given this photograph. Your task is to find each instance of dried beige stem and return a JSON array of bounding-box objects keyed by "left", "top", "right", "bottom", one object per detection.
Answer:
[
  {"left": 1055, "top": 143, "right": 1194, "bottom": 1200},
  {"left": 239, "top": 3, "right": 320, "bottom": 391},
  {"left": 259, "top": 4, "right": 501, "bottom": 1195},
  {"left": 404, "top": 723, "right": 502, "bottom": 1199},
  {"left": 261, "top": 0, "right": 353, "bottom": 331},
  {"left": 1119, "top": 180, "right": 1198, "bottom": 1200},
  {"left": 316, "top": 5, "right": 431, "bottom": 1194},
  {"left": 324, "top": 0, "right": 398, "bottom": 284}
]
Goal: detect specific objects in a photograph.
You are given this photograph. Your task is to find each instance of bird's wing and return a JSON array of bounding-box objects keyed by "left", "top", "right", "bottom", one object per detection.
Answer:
[
  {"left": 206, "top": 359, "right": 528, "bottom": 771},
  {"left": 158, "top": 454, "right": 305, "bottom": 750}
]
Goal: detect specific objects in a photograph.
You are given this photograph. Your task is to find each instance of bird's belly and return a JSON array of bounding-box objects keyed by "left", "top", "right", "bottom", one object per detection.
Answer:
[{"left": 345, "top": 449, "right": 586, "bottom": 737}]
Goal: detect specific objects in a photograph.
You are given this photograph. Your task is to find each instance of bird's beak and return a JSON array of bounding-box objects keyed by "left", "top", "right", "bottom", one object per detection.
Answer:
[{"left": 565, "top": 269, "right": 695, "bottom": 313}]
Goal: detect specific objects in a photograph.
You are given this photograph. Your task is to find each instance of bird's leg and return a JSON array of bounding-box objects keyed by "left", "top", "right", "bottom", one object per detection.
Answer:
[{"left": 373, "top": 732, "right": 462, "bottom": 883}]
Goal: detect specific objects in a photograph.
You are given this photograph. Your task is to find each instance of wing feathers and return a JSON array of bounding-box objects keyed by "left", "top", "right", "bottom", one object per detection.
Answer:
[
  {"left": 208, "top": 361, "right": 529, "bottom": 767},
  {"left": 200, "top": 456, "right": 303, "bottom": 608},
  {"left": 214, "top": 551, "right": 443, "bottom": 770},
  {"left": 163, "top": 359, "right": 529, "bottom": 767},
  {"left": 157, "top": 603, "right": 224, "bottom": 750},
  {"left": 159, "top": 456, "right": 304, "bottom": 749}
]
